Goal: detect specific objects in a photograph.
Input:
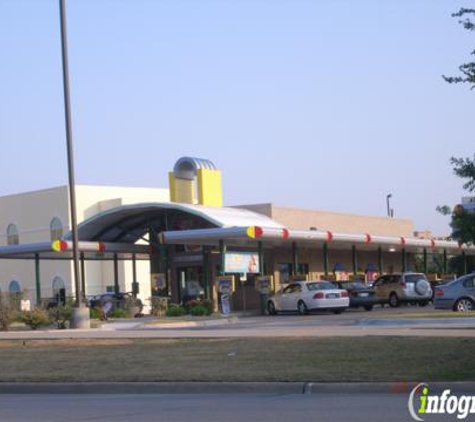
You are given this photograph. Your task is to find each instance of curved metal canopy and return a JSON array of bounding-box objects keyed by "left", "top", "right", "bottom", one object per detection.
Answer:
[{"left": 68, "top": 202, "right": 284, "bottom": 243}]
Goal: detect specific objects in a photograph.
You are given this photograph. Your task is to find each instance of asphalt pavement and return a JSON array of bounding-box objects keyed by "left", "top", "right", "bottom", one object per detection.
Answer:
[{"left": 0, "top": 393, "right": 452, "bottom": 422}]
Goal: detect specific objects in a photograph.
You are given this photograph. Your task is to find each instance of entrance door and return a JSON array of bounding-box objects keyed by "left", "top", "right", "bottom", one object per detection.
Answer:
[{"left": 177, "top": 266, "right": 203, "bottom": 303}]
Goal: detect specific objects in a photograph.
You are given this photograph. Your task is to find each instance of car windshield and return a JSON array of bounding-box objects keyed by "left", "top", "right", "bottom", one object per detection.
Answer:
[
  {"left": 405, "top": 274, "right": 427, "bottom": 284},
  {"left": 348, "top": 282, "right": 365, "bottom": 289},
  {"left": 307, "top": 282, "right": 336, "bottom": 291}
]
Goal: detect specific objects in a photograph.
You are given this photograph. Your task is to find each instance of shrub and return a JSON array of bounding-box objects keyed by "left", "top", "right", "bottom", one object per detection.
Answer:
[
  {"left": 184, "top": 299, "right": 214, "bottom": 316},
  {"left": 189, "top": 305, "right": 209, "bottom": 316},
  {"left": 150, "top": 296, "right": 169, "bottom": 317},
  {"left": 49, "top": 304, "right": 73, "bottom": 329},
  {"left": 166, "top": 305, "right": 186, "bottom": 317},
  {"left": 108, "top": 308, "right": 129, "bottom": 319},
  {"left": 89, "top": 307, "right": 101, "bottom": 319},
  {"left": 184, "top": 299, "right": 201, "bottom": 313},
  {"left": 201, "top": 299, "right": 214, "bottom": 315},
  {"left": 0, "top": 292, "right": 20, "bottom": 331},
  {"left": 20, "top": 307, "right": 51, "bottom": 330}
]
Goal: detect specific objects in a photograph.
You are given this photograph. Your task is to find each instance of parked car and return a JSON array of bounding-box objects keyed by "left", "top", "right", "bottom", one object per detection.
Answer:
[
  {"left": 333, "top": 281, "right": 377, "bottom": 311},
  {"left": 372, "top": 272, "right": 432, "bottom": 307},
  {"left": 267, "top": 281, "right": 349, "bottom": 315},
  {"left": 88, "top": 292, "right": 142, "bottom": 312},
  {"left": 434, "top": 273, "right": 475, "bottom": 312}
]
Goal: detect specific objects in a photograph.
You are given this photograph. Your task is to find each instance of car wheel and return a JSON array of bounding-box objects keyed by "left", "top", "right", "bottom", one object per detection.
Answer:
[
  {"left": 454, "top": 298, "right": 475, "bottom": 312},
  {"left": 267, "top": 301, "right": 277, "bottom": 315},
  {"left": 389, "top": 293, "right": 400, "bottom": 308},
  {"left": 364, "top": 305, "right": 373, "bottom": 311},
  {"left": 297, "top": 300, "right": 309, "bottom": 315},
  {"left": 418, "top": 301, "right": 429, "bottom": 307}
]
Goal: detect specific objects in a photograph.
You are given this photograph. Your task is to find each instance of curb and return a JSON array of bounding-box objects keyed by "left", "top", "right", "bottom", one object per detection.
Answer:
[
  {"left": 142, "top": 317, "right": 239, "bottom": 329},
  {"left": 1, "top": 382, "right": 475, "bottom": 395}
]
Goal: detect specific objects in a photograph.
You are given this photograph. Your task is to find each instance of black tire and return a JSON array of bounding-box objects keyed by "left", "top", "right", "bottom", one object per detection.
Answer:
[
  {"left": 267, "top": 301, "right": 277, "bottom": 315},
  {"left": 332, "top": 308, "right": 345, "bottom": 314},
  {"left": 453, "top": 298, "right": 475, "bottom": 312},
  {"left": 297, "top": 300, "right": 309, "bottom": 315},
  {"left": 389, "top": 293, "right": 400, "bottom": 308},
  {"left": 364, "top": 305, "right": 374, "bottom": 312}
]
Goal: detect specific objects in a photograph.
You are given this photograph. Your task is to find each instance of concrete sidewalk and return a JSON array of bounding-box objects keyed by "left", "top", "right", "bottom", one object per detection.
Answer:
[
  {"left": 0, "top": 382, "right": 474, "bottom": 395},
  {"left": 0, "top": 326, "right": 474, "bottom": 339}
]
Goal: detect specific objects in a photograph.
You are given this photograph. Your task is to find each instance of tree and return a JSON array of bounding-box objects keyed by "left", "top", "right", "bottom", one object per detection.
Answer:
[
  {"left": 437, "top": 154, "right": 475, "bottom": 245},
  {"left": 443, "top": 8, "right": 475, "bottom": 89}
]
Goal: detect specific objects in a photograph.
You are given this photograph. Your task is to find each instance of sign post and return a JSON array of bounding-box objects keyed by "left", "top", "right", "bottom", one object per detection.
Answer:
[{"left": 255, "top": 276, "right": 274, "bottom": 315}]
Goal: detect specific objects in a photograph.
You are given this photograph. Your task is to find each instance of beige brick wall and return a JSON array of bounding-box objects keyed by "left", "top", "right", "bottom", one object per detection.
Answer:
[{"left": 238, "top": 203, "right": 413, "bottom": 237}]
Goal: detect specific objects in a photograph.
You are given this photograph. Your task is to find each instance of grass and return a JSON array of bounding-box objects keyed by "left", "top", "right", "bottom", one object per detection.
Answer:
[{"left": 0, "top": 337, "right": 473, "bottom": 382}]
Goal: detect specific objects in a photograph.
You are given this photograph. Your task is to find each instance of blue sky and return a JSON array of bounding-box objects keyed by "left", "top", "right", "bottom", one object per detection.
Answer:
[{"left": 0, "top": 0, "right": 473, "bottom": 235}]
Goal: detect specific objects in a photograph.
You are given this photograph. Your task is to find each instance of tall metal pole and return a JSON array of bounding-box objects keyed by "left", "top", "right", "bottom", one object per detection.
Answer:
[
  {"left": 292, "top": 242, "right": 298, "bottom": 276},
  {"left": 378, "top": 246, "right": 383, "bottom": 274},
  {"left": 59, "top": 0, "right": 82, "bottom": 308},
  {"left": 386, "top": 194, "right": 392, "bottom": 218},
  {"left": 352, "top": 245, "right": 357, "bottom": 275}
]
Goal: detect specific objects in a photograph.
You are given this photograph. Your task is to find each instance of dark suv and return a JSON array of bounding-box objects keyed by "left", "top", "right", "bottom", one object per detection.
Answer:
[{"left": 373, "top": 272, "right": 432, "bottom": 307}]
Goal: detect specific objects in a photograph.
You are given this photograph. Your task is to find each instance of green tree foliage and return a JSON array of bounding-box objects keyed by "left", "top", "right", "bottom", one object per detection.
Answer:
[
  {"left": 437, "top": 154, "right": 475, "bottom": 245},
  {"left": 443, "top": 8, "right": 475, "bottom": 89}
]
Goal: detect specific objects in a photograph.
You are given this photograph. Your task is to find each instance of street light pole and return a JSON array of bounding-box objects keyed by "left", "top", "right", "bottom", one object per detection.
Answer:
[
  {"left": 386, "top": 193, "right": 392, "bottom": 218},
  {"left": 59, "top": 0, "right": 89, "bottom": 328}
]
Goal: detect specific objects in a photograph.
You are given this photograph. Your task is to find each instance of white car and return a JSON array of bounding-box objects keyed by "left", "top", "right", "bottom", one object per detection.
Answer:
[{"left": 267, "top": 281, "right": 350, "bottom": 315}]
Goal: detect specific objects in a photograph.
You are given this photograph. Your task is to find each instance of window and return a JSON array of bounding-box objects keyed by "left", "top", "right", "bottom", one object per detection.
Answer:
[
  {"left": 282, "top": 284, "right": 301, "bottom": 294},
  {"left": 52, "top": 277, "right": 66, "bottom": 305},
  {"left": 7, "top": 224, "right": 19, "bottom": 245},
  {"left": 9, "top": 280, "right": 21, "bottom": 311},
  {"left": 296, "top": 263, "right": 309, "bottom": 275},
  {"left": 463, "top": 277, "right": 475, "bottom": 288},
  {"left": 389, "top": 275, "right": 400, "bottom": 284},
  {"left": 52, "top": 277, "right": 65, "bottom": 294},
  {"left": 278, "top": 263, "right": 292, "bottom": 283},
  {"left": 50, "top": 217, "right": 64, "bottom": 241},
  {"left": 374, "top": 276, "right": 389, "bottom": 286},
  {"left": 307, "top": 282, "right": 336, "bottom": 291}
]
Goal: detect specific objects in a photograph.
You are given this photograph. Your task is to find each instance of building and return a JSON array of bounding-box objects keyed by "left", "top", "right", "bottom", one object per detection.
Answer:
[
  {"left": 0, "top": 157, "right": 473, "bottom": 312},
  {"left": 0, "top": 185, "right": 169, "bottom": 308}
]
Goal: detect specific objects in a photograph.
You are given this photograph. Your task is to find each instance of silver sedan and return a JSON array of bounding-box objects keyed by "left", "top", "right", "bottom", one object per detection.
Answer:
[{"left": 434, "top": 273, "right": 475, "bottom": 312}]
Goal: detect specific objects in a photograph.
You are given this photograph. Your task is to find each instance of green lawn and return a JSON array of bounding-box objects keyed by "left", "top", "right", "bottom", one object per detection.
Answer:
[{"left": 0, "top": 337, "right": 472, "bottom": 382}]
